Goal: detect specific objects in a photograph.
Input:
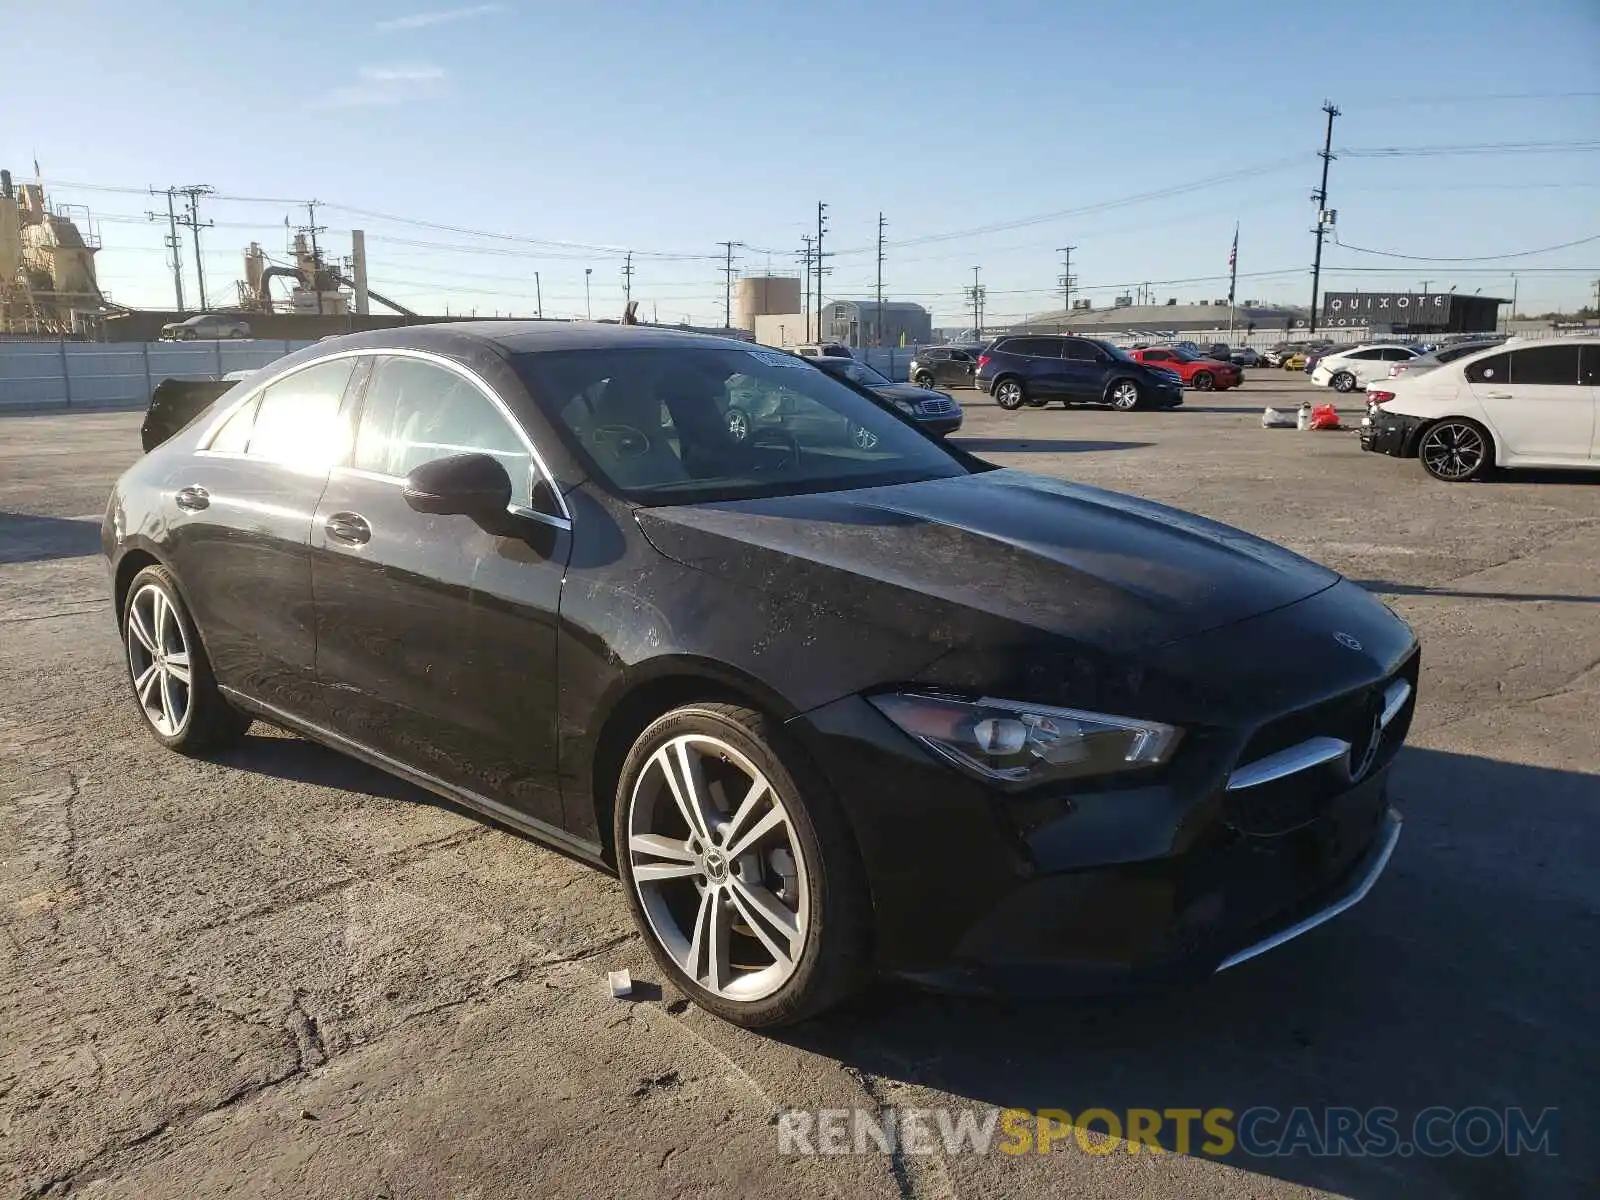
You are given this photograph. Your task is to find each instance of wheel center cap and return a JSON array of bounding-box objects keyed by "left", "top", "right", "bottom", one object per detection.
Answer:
[{"left": 702, "top": 850, "right": 729, "bottom": 883}]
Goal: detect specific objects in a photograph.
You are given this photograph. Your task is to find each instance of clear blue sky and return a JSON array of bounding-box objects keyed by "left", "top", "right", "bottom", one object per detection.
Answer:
[{"left": 8, "top": 0, "right": 1598, "bottom": 323}]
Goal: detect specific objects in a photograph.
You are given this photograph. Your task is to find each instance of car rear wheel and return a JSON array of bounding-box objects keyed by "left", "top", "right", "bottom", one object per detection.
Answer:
[
  {"left": 1192, "top": 371, "right": 1214, "bottom": 391},
  {"left": 1109, "top": 379, "right": 1143, "bottom": 411},
  {"left": 913, "top": 372, "right": 935, "bottom": 389},
  {"left": 1332, "top": 371, "right": 1357, "bottom": 393},
  {"left": 123, "top": 565, "right": 251, "bottom": 754},
  {"left": 615, "top": 704, "right": 870, "bottom": 1029},
  {"left": 994, "top": 378, "right": 1025, "bottom": 410},
  {"left": 1418, "top": 419, "right": 1493, "bottom": 482}
]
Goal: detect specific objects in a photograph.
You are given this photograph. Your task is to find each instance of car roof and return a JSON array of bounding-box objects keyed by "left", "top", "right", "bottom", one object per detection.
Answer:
[{"left": 303, "top": 320, "right": 757, "bottom": 358}]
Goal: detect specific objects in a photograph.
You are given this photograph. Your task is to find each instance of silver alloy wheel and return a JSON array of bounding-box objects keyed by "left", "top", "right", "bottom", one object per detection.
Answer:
[
  {"left": 852, "top": 424, "right": 880, "bottom": 451},
  {"left": 1111, "top": 381, "right": 1140, "bottom": 410},
  {"left": 126, "top": 583, "right": 192, "bottom": 737},
  {"left": 1420, "top": 421, "right": 1486, "bottom": 480},
  {"left": 628, "top": 734, "right": 810, "bottom": 1002},
  {"left": 995, "top": 380, "right": 1023, "bottom": 409},
  {"left": 914, "top": 374, "right": 935, "bottom": 389},
  {"left": 1333, "top": 372, "right": 1357, "bottom": 393},
  {"left": 726, "top": 409, "right": 750, "bottom": 441}
]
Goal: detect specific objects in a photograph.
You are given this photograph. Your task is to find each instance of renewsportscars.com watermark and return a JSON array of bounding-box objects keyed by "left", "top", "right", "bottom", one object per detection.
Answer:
[{"left": 776, "top": 1106, "right": 1559, "bottom": 1159}]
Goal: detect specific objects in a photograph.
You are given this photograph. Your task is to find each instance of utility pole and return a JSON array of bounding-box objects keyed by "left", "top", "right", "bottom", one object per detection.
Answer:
[
  {"left": 147, "top": 188, "right": 185, "bottom": 312},
  {"left": 1308, "top": 100, "right": 1340, "bottom": 335},
  {"left": 717, "top": 240, "right": 743, "bottom": 329},
  {"left": 174, "top": 185, "right": 215, "bottom": 311},
  {"left": 798, "top": 235, "right": 814, "bottom": 340},
  {"left": 875, "top": 212, "right": 886, "bottom": 347},
  {"left": 295, "top": 200, "right": 327, "bottom": 315},
  {"left": 815, "top": 202, "right": 828, "bottom": 343},
  {"left": 584, "top": 268, "right": 593, "bottom": 320},
  {"left": 534, "top": 271, "right": 543, "bottom": 318},
  {"left": 622, "top": 251, "right": 633, "bottom": 308},
  {"left": 965, "top": 267, "right": 986, "bottom": 340},
  {"left": 1056, "top": 244, "right": 1076, "bottom": 315}
]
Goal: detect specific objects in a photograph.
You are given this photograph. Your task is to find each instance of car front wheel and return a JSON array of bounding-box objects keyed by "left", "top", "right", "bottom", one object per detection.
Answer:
[
  {"left": 1192, "top": 371, "right": 1214, "bottom": 391},
  {"left": 1109, "top": 379, "right": 1143, "bottom": 410},
  {"left": 122, "top": 564, "right": 251, "bottom": 754},
  {"left": 1332, "top": 371, "right": 1357, "bottom": 393},
  {"left": 913, "top": 372, "right": 935, "bottom": 389},
  {"left": 615, "top": 704, "right": 869, "bottom": 1029}
]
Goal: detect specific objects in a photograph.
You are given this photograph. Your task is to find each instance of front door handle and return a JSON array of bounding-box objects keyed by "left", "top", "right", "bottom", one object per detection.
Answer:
[
  {"left": 325, "top": 512, "right": 372, "bottom": 546},
  {"left": 174, "top": 485, "right": 210, "bottom": 512},
  {"left": 1485, "top": 391, "right": 1513, "bottom": 399}
]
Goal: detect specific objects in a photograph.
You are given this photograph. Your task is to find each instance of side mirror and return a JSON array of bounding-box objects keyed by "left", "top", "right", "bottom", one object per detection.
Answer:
[{"left": 403, "top": 452, "right": 512, "bottom": 524}]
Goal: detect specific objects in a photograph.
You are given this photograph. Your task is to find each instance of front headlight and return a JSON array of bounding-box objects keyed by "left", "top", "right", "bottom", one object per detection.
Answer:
[
  {"left": 867, "top": 693, "right": 1182, "bottom": 789},
  {"left": 893, "top": 399, "right": 916, "bottom": 414}
]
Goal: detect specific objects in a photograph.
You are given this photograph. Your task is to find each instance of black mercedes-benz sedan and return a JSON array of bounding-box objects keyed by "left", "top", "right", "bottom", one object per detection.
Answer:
[{"left": 103, "top": 322, "right": 1417, "bottom": 1029}]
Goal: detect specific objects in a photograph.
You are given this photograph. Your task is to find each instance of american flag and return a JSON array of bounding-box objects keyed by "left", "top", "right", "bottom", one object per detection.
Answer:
[{"left": 1228, "top": 229, "right": 1237, "bottom": 273}]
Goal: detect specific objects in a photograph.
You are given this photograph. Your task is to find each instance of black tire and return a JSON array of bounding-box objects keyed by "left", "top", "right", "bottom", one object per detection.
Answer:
[
  {"left": 1108, "top": 378, "right": 1143, "bottom": 411},
  {"left": 1417, "top": 418, "right": 1494, "bottom": 482},
  {"left": 993, "top": 377, "right": 1026, "bottom": 410},
  {"left": 615, "top": 703, "right": 871, "bottom": 1029},
  {"left": 121, "top": 564, "right": 251, "bottom": 755},
  {"left": 1332, "top": 371, "right": 1357, "bottom": 393},
  {"left": 913, "top": 372, "right": 935, "bottom": 389},
  {"left": 1192, "top": 370, "right": 1214, "bottom": 391}
]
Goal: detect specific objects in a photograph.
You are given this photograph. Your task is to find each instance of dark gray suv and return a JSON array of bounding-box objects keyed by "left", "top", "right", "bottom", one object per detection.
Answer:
[
  {"left": 975, "top": 335, "right": 1185, "bottom": 411},
  {"left": 907, "top": 345, "right": 982, "bottom": 390}
]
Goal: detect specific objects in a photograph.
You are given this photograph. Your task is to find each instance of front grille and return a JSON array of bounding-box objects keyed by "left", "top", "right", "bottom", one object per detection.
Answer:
[
  {"left": 1223, "top": 653, "right": 1418, "bottom": 836},
  {"left": 918, "top": 397, "right": 957, "bottom": 415}
]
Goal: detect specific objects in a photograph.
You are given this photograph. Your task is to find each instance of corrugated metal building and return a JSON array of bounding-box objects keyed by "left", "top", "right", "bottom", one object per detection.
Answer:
[
  {"left": 1003, "top": 301, "right": 1304, "bottom": 336},
  {"left": 819, "top": 299, "right": 932, "bottom": 349}
]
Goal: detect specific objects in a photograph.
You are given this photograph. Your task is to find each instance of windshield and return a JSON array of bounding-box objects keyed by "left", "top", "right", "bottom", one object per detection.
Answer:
[
  {"left": 1092, "top": 339, "right": 1135, "bottom": 363},
  {"left": 516, "top": 345, "right": 968, "bottom": 505},
  {"left": 818, "top": 357, "right": 893, "bottom": 387}
]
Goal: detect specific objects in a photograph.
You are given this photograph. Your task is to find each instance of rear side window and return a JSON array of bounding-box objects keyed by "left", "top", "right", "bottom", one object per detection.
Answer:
[
  {"left": 247, "top": 358, "right": 357, "bottom": 467},
  {"left": 1378, "top": 347, "right": 1413, "bottom": 361},
  {"left": 999, "top": 338, "right": 1061, "bottom": 358},
  {"left": 353, "top": 356, "right": 537, "bottom": 506},
  {"left": 1464, "top": 353, "right": 1509, "bottom": 383},
  {"left": 923, "top": 348, "right": 949, "bottom": 360},
  {"left": 208, "top": 395, "right": 259, "bottom": 453},
  {"left": 1504, "top": 345, "right": 1582, "bottom": 386}
]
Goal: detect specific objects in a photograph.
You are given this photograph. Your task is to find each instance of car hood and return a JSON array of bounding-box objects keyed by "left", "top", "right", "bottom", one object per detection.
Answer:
[
  {"left": 636, "top": 469, "right": 1339, "bottom": 657},
  {"left": 872, "top": 383, "right": 950, "bottom": 405}
]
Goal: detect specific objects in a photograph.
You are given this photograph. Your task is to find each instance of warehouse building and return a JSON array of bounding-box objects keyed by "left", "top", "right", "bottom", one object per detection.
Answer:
[
  {"left": 1001, "top": 299, "right": 1303, "bottom": 337},
  {"left": 819, "top": 299, "right": 932, "bottom": 348},
  {"left": 1321, "top": 291, "right": 1507, "bottom": 334}
]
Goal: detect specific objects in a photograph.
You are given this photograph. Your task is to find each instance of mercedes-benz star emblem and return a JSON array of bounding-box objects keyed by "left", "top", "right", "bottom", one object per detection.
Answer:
[{"left": 1333, "top": 631, "right": 1364, "bottom": 651}]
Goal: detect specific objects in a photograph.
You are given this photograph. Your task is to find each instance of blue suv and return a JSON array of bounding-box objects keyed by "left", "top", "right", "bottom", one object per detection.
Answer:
[{"left": 975, "top": 335, "right": 1185, "bottom": 411}]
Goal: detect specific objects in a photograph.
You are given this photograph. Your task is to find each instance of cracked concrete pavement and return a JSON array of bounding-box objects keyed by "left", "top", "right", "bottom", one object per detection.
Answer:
[{"left": 2, "top": 382, "right": 1596, "bottom": 1199}]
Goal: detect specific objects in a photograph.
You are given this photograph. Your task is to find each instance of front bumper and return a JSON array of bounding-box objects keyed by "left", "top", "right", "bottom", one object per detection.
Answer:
[
  {"left": 918, "top": 411, "right": 964, "bottom": 437},
  {"left": 789, "top": 637, "right": 1417, "bottom": 995}
]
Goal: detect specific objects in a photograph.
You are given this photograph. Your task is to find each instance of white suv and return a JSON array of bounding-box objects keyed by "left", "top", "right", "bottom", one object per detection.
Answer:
[
  {"left": 1360, "top": 336, "right": 1598, "bottom": 480},
  {"left": 1312, "top": 344, "right": 1418, "bottom": 392}
]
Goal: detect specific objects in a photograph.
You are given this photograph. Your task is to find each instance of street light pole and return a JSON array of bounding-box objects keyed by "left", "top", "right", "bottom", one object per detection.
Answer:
[{"left": 584, "top": 268, "right": 592, "bottom": 320}]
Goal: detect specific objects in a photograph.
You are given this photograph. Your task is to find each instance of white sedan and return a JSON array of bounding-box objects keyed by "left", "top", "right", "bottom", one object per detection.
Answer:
[
  {"left": 1360, "top": 337, "right": 1599, "bottom": 480},
  {"left": 1312, "top": 344, "right": 1419, "bottom": 392}
]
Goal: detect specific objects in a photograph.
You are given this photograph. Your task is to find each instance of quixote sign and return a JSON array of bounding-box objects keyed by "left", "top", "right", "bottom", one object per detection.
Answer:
[{"left": 1322, "top": 292, "right": 1451, "bottom": 328}]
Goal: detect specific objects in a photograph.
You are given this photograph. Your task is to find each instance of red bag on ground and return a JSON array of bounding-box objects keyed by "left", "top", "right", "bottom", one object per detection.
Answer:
[{"left": 1309, "top": 403, "right": 1341, "bottom": 430}]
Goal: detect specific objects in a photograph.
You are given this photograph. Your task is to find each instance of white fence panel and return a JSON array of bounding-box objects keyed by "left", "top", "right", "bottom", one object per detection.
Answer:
[{"left": 0, "top": 340, "right": 309, "bottom": 413}]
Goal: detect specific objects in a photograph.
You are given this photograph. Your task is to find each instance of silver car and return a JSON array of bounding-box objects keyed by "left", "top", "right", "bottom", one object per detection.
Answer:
[{"left": 158, "top": 313, "right": 253, "bottom": 341}]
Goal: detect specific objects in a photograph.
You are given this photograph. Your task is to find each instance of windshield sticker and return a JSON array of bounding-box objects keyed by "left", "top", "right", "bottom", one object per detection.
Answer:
[{"left": 745, "top": 349, "right": 808, "bottom": 369}]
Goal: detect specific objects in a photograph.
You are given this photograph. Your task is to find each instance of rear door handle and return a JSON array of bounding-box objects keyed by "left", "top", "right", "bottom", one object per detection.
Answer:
[
  {"left": 325, "top": 511, "right": 372, "bottom": 546},
  {"left": 174, "top": 485, "right": 210, "bottom": 512}
]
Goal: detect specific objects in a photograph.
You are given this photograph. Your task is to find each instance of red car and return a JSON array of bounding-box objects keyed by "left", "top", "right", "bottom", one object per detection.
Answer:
[{"left": 1126, "top": 347, "right": 1242, "bottom": 391}]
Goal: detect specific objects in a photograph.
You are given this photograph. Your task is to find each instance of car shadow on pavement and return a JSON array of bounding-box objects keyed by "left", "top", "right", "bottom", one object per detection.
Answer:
[
  {"left": 216, "top": 732, "right": 436, "bottom": 806},
  {"left": 784, "top": 746, "right": 1596, "bottom": 1200},
  {"left": 1355, "top": 580, "right": 1600, "bottom": 604},
  {"left": 0, "top": 511, "right": 102, "bottom": 564},
  {"left": 952, "top": 438, "right": 1153, "bottom": 454}
]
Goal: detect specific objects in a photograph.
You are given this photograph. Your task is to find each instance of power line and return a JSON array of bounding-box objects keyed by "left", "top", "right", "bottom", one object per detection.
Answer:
[
  {"left": 1339, "top": 140, "right": 1600, "bottom": 158},
  {"left": 1331, "top": 232, "right": 1600, "bottom": 262}
]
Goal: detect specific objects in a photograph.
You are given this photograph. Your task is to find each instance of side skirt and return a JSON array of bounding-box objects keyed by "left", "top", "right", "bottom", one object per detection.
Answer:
[{"left": 219, "top": 686, "right": 610, "bottom": 869}]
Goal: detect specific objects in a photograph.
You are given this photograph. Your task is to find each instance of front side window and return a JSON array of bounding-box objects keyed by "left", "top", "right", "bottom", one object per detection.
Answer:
[
  {"left": 517, "top": 345, "right": 968, "bottom": 504},
  {"left": 352, "top": 356, "right": 537, "bottom": 506},
  {"left": 246, "top": 357, "right": 357, "bottom": 468},
  {"left": 1504, "top": 345, "right": 1582, "bottom": 386},
  {"left": 1062, "top": 340, "right": 1101, "bottom": 362}
]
